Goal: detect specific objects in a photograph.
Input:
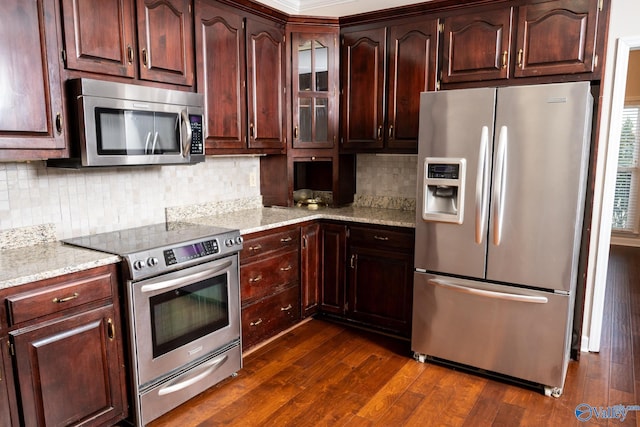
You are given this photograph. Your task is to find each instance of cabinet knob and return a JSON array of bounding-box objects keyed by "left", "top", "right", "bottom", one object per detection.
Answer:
[
  {"left": 294, "top": 126, "right": 299, "bottom": 139},
  {"left": 52, "top": 292, "right": 79, "bottom": 304},
  {"left": 107, "top": 318, "right": 115, "bottom": 340},
  {"left": 55, "top": 113, "right": 63, "bottom": 135},
  {"left": 377, "top": 125, "right": 383, "bottom": 140},
  {"left": 388, "top": 125, "right": 394, "bottom": 140},
  {"left": 249, "top": 275, "right": 263, "bottom": 284},
  {"left": 250, "top": 318, "right": 263, "bottom": 326},
  {"left": 142, "top": 48, "right": 149, "bottom": 67},
  {"left": 501, "top": 51, "right": 508, "bottom": 69},
  {"left": 280, "top": 304, "right": 293, "bottom": 311},
  {"left": 373, "top": 235, "right": 389, "bottom": 241},
  {"left": 127, "top": 45, "right": 134, "bottom": 64},
  {"left": 517, "top": 49, "right": 524, "bottom": 68}
]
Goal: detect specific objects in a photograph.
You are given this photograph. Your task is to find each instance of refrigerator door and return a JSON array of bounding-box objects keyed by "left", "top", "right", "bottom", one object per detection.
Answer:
[
  {"left": 411, "top": 272, "right": 573, "bottom": 389},
  {"left": 487, "top": 82, "right": 592, "bottom": 292},
  {"left": 415, "top": 88, "right": 496, "bottom": 278}
]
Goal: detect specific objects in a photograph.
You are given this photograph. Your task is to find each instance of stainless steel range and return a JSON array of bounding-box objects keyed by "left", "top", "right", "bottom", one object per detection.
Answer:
[{"left": 65, "top": 222, "right": 243, "bottom": 426}]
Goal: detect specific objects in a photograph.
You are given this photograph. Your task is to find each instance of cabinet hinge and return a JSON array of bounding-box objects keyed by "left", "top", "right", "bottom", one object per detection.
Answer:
[
  {"left": 8, "top": 341, "right": 15, "bottom": 357},
  {"left": 61, "top": 49, "right": 67, "bottom": 64},
  {"left": 438, "top": 22, "right": 444, "bottom": 33},
  {"left": 242, "top": 20, "right": 245, "bottom": 29},
  {"left": 436, "top": 80, "right": 441, "bottom": 91},
  {"left": 598, "top": 0, "right": 603, "bottom": 12},
  {"left": 594, "top": 54, "right": 599, "bottom": 69}
]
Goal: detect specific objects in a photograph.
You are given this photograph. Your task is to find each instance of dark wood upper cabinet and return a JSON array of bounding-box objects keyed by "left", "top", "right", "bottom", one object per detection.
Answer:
[
  {"left": 341, "top": 18, "right": 438, "bottom": 153},
  {"left": 60, "top": 0, "right": 136, "bottom": 78},
  {"left": 195, "top": 1, "right": 285, "bottom": 154},
  {"left": 386, "top": 20, "right": 439, "bottom": 151},
  {"left": 195, "top": 0, "right": 246, "bottom": 150},
  {"left": 441, "top": 7, "right": 513, "bottom": 83},
  {"left": 341, "top": 27, "right": 386, "bottom": 151},
  {"left": 246, "top": 17, "right": 286, "bottom": 150},
  {"left": 137, "top": 0, "right": 195, "bottom": 85},
  {"left": 60, "top": 0, "right": 193, "bottom": 85},
  {"left": 514, "top": 0, "right": 600, "bottom": 78},
  {"left": 0, "top": 0, "right": 66, "bottom": 160}
]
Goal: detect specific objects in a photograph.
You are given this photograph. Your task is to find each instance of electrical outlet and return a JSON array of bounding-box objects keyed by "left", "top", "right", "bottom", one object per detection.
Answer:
[{"left": 249, "top": 170, "right": 257, "bottom": 187}]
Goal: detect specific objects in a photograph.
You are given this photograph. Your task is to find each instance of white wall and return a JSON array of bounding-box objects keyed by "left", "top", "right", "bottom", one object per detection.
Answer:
[{"left": 583, "top": 0, "right": 640, "bottom": 351}]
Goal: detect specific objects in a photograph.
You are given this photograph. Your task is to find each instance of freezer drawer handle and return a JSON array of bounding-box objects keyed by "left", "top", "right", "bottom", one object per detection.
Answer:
[{"left": 429, "top": 279, "right": 548, "bottom": 304}]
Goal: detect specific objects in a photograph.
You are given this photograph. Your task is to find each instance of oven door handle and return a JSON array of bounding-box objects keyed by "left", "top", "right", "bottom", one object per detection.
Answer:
[
  {"left": 140, "top": 259, "right": 233, "bottom": 293},
  {"left": 157, "top": 354, "right": 229, "bottom": 396}
]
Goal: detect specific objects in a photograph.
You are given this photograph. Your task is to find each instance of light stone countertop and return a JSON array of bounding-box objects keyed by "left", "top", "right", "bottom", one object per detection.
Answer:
[
  {"left": 188, "top": 206, "right": 416, "bottom": 235},
  {"left": 0, "top": 242, "right": 120, "bottom": 291},
  {"left": 0, "top": 206, "right": 415, "bottom": 291}
]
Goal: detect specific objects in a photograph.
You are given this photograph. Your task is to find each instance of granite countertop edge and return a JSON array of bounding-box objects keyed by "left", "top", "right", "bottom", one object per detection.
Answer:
[{"left": 1, "top": 206, "right": 415, "bottom": 291}]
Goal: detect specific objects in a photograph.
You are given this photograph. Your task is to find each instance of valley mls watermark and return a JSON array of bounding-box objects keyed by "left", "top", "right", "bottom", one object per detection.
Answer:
[{"left": 575, "top": 403, "right": 640, "bottom": 422}]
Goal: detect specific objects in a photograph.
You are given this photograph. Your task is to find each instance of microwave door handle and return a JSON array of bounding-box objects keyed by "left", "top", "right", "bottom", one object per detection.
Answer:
[
  {"left": 144, "top": 132, "right": 152, "bottom": 155},
  {"left": 181, "top": 110, "right": 192, "bottom": 158},
  {"left": 151, "top": 131, "right": 159, "bottom": 154}
]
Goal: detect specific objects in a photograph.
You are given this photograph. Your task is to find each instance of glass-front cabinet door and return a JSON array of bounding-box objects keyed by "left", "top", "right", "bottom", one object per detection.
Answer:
[{"left": 292, "top": 33, "right": 336, "bottom": 149}]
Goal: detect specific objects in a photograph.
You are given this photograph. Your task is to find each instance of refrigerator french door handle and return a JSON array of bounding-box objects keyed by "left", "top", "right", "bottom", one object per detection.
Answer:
[
  {"left": 492, "top": 126, "right": 508, "bottom": 246},
  {"left": 475, "top": 126, "right": 490, "bottom": 244},
  {"left": 428, "top": 278, "right": 549, "bottom": 304}
]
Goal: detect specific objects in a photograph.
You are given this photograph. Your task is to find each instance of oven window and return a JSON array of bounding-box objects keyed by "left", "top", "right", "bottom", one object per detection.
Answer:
[
  {"left": 150, "top": 274, "right": 229, "bottom": 358},
  {"left": 95, "top": 108, "right": 181, "bottom": 155}
]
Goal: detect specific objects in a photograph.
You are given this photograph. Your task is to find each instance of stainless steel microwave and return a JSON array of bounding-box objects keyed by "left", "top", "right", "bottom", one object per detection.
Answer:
[{"left": 48, "top": 79, "right": 204, "bottom": 168}]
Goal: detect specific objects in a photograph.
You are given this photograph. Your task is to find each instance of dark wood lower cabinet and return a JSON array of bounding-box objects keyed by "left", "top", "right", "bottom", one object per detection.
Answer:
[
  {"left": 10, "top": 306, "right": 125, "bottom": 427},
  {"left": 0, "top": 338, "right": 14, "bottom": 427}
]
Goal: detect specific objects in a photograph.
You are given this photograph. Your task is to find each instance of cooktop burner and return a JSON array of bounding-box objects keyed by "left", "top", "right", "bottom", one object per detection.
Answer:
[{"left": 64, "top": 222, "right": 243, "bottom": 280}]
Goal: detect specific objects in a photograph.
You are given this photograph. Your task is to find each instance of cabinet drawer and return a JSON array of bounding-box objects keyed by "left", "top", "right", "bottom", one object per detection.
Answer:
[
  {"left": 6, "top": 271, "right": 114, "bottom": 326},
  {"left": 349, "top": 225, "right": 414, "bottom": 252},
  {"left": 241, "top": 250, "right": 299, "bottom": 304},
  {"left": 241, "top": 228, "right": 300, "bottom": 263},
  {"left": 241, "top": 285, "right": 300, "bottom": 350}
]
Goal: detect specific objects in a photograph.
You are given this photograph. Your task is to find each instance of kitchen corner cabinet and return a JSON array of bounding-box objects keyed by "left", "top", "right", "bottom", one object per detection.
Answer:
[
  {"left": 441, "top": 0, "right": 602, "bottom": 84},
  {"left": 340, "top": 18, "right": 438, "bottom": 153},
  {"left": 301, "top": 223, "right": 320, "bottom": 318},
  {"left": 0, "top": 0, "right": 66, "bottom": 161},
  {"left": 195, "top": 0, "right": 285, "bottom": 154},
  {"left": 0, "top": 264, "right": 127, "bottom": 427},
  {"left": 59, "top": 0, "right": 194, "bottom": 86},
  {"left": 319, "top": 222, "right": 414, "bottom": 338},
  {"left": 239, "top": 226, "right": 301, "bottom": 351},
  {"left": 0, "top": 339, "right": 13, "bottom": 426}
]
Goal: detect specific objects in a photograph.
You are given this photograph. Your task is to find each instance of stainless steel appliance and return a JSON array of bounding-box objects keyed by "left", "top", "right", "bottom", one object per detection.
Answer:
[
  {"left": 65, "top": 223, "right": 243, "bottom": 425},
  {"left": 48, "top": 78, "right": 204, "bottom": 168},
  {"left": 412, "top": 82, "right": 593, "bottom": 397}
]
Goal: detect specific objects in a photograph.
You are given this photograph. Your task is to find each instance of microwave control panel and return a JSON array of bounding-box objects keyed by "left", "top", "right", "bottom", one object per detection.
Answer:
[{"left": 190, "top": 115, "right": 204, "bottom": 155}]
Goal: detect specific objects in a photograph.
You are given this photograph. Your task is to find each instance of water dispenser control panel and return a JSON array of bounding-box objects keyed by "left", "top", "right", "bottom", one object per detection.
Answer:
[{"left": 422, "top": 157, "right": 466, "bottom": 224}]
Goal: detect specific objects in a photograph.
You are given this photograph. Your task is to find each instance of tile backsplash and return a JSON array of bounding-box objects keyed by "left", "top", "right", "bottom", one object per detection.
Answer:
[
  {"left": 0, "top": 158, "right": 261, "bottom": 240},
  {"left": 0, "top": 153, "right": 417, "bottom": 242}
]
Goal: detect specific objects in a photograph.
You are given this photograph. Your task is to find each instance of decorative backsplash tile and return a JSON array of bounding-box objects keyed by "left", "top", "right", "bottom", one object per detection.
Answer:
[{"left": 355, "top": 154, "right": 417, "bottom": 210}]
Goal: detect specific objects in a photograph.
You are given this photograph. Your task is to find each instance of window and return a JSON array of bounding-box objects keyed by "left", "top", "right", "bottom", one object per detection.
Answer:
[{"left": 612, "top": 106, "right": 640, "bottom": 233}]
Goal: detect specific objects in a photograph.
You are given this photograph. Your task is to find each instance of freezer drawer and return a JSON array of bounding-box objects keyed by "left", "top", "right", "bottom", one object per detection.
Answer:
[{"left": 411, "top": 273, "right": 573, "bottom": 390}]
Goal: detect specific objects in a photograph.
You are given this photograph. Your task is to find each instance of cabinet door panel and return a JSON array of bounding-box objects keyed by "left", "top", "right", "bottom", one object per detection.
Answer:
[
  {"left": 341, "top": 28, "right": 386, "bottom": 150},
  {"left": 246, "top": 18, "right": 286, "bottom": 150},
  {"left": 320, "top": 223, "right": 347, "bottom": 314},
  {"left": 442, "top": 8, "right": 513, "bottom": 83},
  {"left": 0, "top": 0, "right": 65, "bottom": 156},
  {"left": 137, "top": 0, "right": 194, "bottom": 85},
  {"left": 301, "top": 223, "right": 320, "bottom": 317},
  {"left": 11, "top": 306, "right": 124, "bottom": 427},
  {"left": 387, "top": 20, "right": 438, "bottom": 151},
  {"left": 515, "top": 0, "right": 598, "bottom": 77},
  {"left": 60, "top": 0, "right": 135, "bottom": 77},
  {"left": 195, "top": 1, "right": 246, "bottom": 150}
]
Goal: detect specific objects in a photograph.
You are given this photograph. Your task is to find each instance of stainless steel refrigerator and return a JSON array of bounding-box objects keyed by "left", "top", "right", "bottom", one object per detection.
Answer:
[{"left": 412, "top": 82, "right": 592, "bottom": 397}]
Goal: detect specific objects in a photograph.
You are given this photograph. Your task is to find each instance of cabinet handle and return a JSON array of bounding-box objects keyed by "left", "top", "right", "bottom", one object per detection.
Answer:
[
  {"left": 280, "top": 236, "right": 293, "bottom": 243},
  {"left": 250, "top": 318, "right": 263, "bottom": 326},
  {"left": 373, "top": 235, "right": 389, "bottom": 241},
  {"left": 142, "top": 48, "right": 148, "bottom": 67},
  {"left": 107, "top": 318, "right": 115, "bottom": 340},
  {"left": 55, "top": 113, "right": 63, "bottom": 135},
  {"left": 52, "top": 292, "right": 79, "bottom": 304},
  {"left": 501, "top": 50, "right": 508, "bottom": 69},
  {"left": 249, "top": 275, "right": 263, "bottom": 283},
  {"left": 294, "top": 126, "right": 299, "bottom": 139},
  {"left": 280, "top": 304, "right": 292, "bottom": 311},
  {"left": 350, "top": 254, "right": 356, "bottom": 269},
  {"left": 250, "top": 123, "right": 255, "bottom": 137},
  {"left": 388, "top": 125, "right": 394, "bottom": 139},
  {"left": 280, "top": 265, "right": 292, "bottom": 272},
  {"left": 302, "top": 235, "right": 307, "bottom": 249},
  {"left": 249, "top": 244, "right": 262, "bottom": 252},
  {"left": 517, "top": 48, "right": 523, "bottom": 68},
  {"left": 127, "top": 44, "right": 134, "bottom": 64},
  {"left": 377, "top": 125, "right": 383, "bottom": 140}
]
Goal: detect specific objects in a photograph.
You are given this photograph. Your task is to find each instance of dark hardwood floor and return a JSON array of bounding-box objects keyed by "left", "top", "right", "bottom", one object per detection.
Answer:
[{"left": 149, "top": 245, "right": 640, "bottom": 426}]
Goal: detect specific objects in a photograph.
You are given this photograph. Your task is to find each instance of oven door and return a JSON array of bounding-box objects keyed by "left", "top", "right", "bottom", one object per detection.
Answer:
[{"left": 129, "top": 254, "right": 240, "bottom": 387}]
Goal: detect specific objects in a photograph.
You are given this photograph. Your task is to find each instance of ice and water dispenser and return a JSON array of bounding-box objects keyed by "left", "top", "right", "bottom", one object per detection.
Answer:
[{"left": 422, "top": 158, "right": 466, "bottom": 224}]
